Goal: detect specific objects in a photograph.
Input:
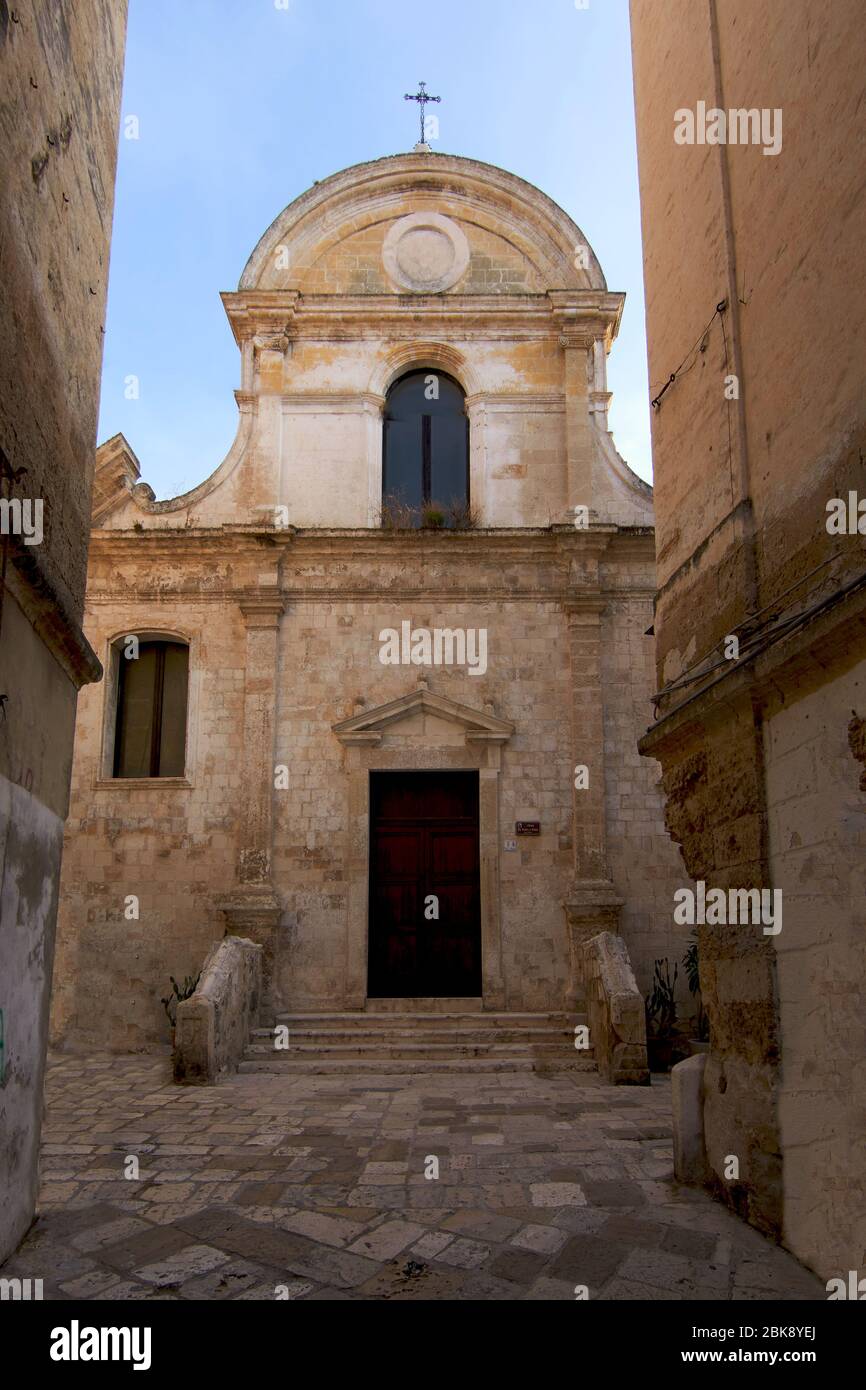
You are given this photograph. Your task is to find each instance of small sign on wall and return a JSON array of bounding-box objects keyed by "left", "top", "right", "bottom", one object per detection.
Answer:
[
  {"left": 515, "top": 821, "right": 540, "bottom": 835},
  {"left": 503, "top": 839, "right": 517, "bottom": 852}
]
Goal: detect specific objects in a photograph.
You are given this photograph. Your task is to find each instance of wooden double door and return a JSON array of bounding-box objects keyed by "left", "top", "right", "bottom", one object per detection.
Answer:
[{"left": 368, "top": 771, "right": 482, "bottom": 998}]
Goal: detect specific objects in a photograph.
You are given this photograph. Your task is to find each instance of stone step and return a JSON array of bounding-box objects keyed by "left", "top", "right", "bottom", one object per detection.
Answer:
[
  {"left": 243, "top": 1009, "right": 596, "bottom": 1075},
  {"left": 237, "top": 1056, "right": 599, "bottom": 1076},
  {"left": 364, "top": 997, "right": 486, "bottom": 1013},
  {"left": 251, "top": 1025, "right": 586, "bottom": 1044},
  {"left": 270, "top": 1011, "right": 584, "bottom": 1030},
  {"left": 244, "top": 1040, "right": 594, "bottom": 1061}
]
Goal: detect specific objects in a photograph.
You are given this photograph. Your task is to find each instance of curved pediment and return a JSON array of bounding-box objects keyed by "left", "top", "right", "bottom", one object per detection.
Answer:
[
  {"left": 240, "top": 152, "right": 606, "bottom": 297},
  {"left": 332, "top": 681, "right": 514, "bottom": 747}
]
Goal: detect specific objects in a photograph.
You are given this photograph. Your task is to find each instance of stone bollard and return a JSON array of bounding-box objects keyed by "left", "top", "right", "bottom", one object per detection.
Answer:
[{"left": 672, "top": 1052, "right": 709, "bottom": 1184}]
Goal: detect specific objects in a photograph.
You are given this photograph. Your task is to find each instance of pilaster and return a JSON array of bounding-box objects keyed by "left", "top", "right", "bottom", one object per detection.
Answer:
[
  {"left": 220, "top": 588, "right": 285, "bottom": 1011},
  {"left": 563, "top": 593, "right": 623, "bottom": 999}
]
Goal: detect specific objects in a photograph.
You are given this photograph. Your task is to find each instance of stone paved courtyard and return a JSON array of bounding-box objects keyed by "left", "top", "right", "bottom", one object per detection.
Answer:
[{"left": 4, "top": 1053, "right": 823, "bottom": 1301}]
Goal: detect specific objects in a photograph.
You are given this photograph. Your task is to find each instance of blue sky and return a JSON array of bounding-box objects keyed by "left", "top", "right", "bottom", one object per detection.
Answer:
[{"left": 99, "top": 0, "right": 652, "bottom": 498}]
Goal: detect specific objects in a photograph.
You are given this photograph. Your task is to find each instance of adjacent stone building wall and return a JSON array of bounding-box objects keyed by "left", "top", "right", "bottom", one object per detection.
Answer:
[
  {"left": 0, "top": 1, "right": 127, "bottom": 1263},
  {"left": 630, "top": 0, "right": 866, "bottom": 1277},
  {"left": 765, "top": 660, "right": 866, "bottom": 1277}
]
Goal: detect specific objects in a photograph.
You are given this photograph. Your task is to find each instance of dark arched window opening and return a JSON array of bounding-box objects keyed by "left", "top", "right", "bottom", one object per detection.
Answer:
[
  {"left": 382, "top": 370, "right": 469, "bottom": 526},
  {"left": 113, "top": 639, "right": 189, "bottom": 778}
]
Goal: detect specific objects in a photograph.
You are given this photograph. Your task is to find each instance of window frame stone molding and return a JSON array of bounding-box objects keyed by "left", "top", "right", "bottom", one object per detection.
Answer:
[{"left": 96, "top": 627, "right": 197, "bottom": 788}]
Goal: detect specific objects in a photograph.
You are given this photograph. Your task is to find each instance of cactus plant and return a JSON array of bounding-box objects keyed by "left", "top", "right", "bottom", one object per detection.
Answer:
[{"left": 160, "top": 973, "right": 200, "bottom": 1028}]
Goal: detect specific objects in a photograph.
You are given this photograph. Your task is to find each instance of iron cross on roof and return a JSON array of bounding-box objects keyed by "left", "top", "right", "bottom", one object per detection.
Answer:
[{"left": 404, "top": 81, "right": 441, "bottom": 146}]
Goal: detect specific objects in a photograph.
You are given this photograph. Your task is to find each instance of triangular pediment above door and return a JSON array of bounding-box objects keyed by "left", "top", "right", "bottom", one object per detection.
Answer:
[{"left": 331, "top": 681, "right": 514, "bottom": 747}]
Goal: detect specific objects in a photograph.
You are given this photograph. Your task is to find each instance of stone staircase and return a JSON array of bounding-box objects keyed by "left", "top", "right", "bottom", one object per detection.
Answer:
[{"left": 238, "top": 1006, "right": 597, "bottom": 1075}]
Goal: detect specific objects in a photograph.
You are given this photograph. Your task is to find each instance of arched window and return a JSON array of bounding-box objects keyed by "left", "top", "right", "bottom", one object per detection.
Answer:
[
  {"left": 113, "top": 638, "right": 189, "bottom": 778},
  {"left": 382, "top": 370, "right": 469, "bottom": 525}
]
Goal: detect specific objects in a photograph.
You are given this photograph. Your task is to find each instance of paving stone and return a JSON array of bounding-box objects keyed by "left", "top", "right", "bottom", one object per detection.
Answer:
[
  {"left": 58, "top": 1269, "right": 123, "bottom": 1298},
  {"left": 616, "top": 1245, "right": 695, "bottom": 1290},
  {"left": 548, "top": 1233, "right": 629, "bottom": 1287},
  {"left": 459, "top": 1273, "right": 518, "bottom": 1300},
  {"left": 134, "top": 1244, "right": 231, "bottom": 1287},
  {"left": 179, "top": 1258, "right": 283, "bottom": 1300},
  {"left": 139, "top": 1182, "right": 198, "bottom": 1203},
  {"left": 597, "top": 1214, "right": 665, "bottom": 1249},
  {"left": 278, "top": 1210, "right": 369, "bottom": 1247},
  {"left": 530, "top": 1182, "right": 587, "bottom": 1207},
  {"left": 434, "top": 1237, "right": 490, "bottom": 1269},
  {"left": 410, "top": 1230, "right": 455, "bottom": 1259},
  {"left": 521, "top": 1274, "right": 578, "bottom": 1301},
  {"left": 582, "top": 1180, "right": 647, "bottom": 1207},
  {"left": 661, "top": 1225, "right": 719, "bottom": 1262},
  {"left": 8, "top": 1052, "right": 824, "bottom": 1303},
  {"left": 510, "top": 1223, "right": 568, "bottom": 1255},
  {"left": 440, "top": 1210, "right": 522, "bottom": 1241},
  {"left": 71, "top": 1216, "right": 153, "bottom": 1252},
  {"left": 233, "top": 1182, "right": 289, "bottom": 1207},
  {"left": 348, "top": 1219, "right": 427, "bottom": 1261},
  {"left": 599, "top": 1277, "right": 683, "bottom": 1300},
  {"left": 356, "top": 1260, "right": 468, "bottom": 1300},
  {"left": 488, "top": 1248, "right": 548, "bottom": 1284}
]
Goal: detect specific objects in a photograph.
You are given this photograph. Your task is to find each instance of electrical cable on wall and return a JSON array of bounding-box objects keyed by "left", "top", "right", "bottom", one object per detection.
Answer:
[{"left": 650, "top": 300, "right": 728, "bottom": 411}]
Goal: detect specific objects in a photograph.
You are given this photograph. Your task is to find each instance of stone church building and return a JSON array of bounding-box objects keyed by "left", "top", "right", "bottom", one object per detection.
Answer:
[{"left": 50, "top": 150, "right": 687, "bottom": 1054}]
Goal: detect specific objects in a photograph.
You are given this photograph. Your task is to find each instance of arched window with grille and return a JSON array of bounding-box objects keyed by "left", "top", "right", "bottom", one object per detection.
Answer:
[{"left": 382, "top": 370, "right": 469, "bottom": 526}]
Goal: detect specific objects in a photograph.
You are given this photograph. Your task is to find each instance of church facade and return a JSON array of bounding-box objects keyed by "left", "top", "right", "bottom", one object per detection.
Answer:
[{"left": 51, "top": 152, "right": 686, "bottom": 1050}]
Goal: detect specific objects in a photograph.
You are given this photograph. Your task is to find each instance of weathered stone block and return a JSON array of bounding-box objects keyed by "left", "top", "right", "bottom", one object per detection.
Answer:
[
  {"left": 174, "top": 937, "right": 262, "bottom": 1085},
  {"left": 582, "top": 931, "right": 649, "bottom": 1085},
  {"left": 671, "top": 1053, "right": 708, "bottom": 1185}
]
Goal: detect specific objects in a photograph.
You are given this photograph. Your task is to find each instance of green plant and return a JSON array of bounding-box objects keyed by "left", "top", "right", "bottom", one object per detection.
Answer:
[
  {"left": 160, "top": 973, "right": 200, "bottom": 1028},
  {"left": 378, "top": 494, "right": 479, "bottom": 532},
  {"left": 645, "top": 957, "right": 679, "bottom": 1038},
  {"left": 421, "top": 504, "right": 445, "bottom": 529},
  {"left": 683, "top": 932, "right": 709, "bottom": 1041}
]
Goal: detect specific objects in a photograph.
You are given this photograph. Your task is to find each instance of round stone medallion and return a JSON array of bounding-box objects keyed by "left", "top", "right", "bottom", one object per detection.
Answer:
[{"left": 382, "top": 212, "right": 470, "bottom": 293}]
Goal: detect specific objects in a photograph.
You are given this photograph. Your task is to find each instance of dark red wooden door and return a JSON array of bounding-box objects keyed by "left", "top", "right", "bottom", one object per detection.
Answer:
[{"left": 368, "top": 771, "right": 481, "bottom": 997}]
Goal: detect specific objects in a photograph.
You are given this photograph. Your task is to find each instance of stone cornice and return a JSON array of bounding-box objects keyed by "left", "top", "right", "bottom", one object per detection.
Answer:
[
  {"left": 222, "top": 291, "right": 624, "bottom": 345},
  {"left": 279, "top": 392, "right": 385, "bottom": 414},
  {"left": 465, "top": 391, "right": 565, "bottom": 414},
  {"left": 81, "top": 526, "right": 654, "bottom": 605},
  {"left": 237, "top": 593, "right": 286, "bottom": 628},
  {"left": 548, "top": 289, "right": 625, "bottom": 347},
  {"left": 85, "top": 524, "right": 652, "bottom": 567}
]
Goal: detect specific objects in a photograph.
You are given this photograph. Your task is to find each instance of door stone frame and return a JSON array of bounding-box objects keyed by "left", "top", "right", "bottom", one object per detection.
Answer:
[{"left": 333, "top": 682, "right": 513, "bottom": 1009}]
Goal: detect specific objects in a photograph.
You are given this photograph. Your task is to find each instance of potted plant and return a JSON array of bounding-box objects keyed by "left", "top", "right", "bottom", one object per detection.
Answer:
[
  {"left": 160, "top": 973, "right": 200, "bottom": 1049},
  {"left": 645, "top": 957, "right": 680, "bottom": 1072},
  {"left": 683, "top": 931, "right": 710, "bottom": 1054}
]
